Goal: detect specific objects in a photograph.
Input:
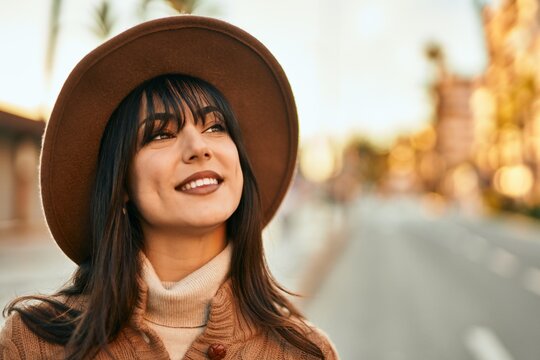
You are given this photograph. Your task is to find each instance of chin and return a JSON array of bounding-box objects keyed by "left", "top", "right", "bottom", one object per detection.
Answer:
[{"left": 181, "top": 213, "right": 232, "bottom": 229}]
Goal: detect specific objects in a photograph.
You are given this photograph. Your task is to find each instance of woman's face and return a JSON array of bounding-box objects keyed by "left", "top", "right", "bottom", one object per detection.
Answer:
[{"left": 127, "top": 97, "right": 243, "bottom": 237}]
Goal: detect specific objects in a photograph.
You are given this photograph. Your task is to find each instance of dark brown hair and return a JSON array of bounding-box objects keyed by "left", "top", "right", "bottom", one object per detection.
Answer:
[{"left": 4, "top": 74, "right": 323, "bottom": 359}]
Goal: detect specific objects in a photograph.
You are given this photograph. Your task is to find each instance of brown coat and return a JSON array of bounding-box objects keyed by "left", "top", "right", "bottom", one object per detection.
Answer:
[{"left": 0, "top": 280, "right": 338, "bottom": 359}]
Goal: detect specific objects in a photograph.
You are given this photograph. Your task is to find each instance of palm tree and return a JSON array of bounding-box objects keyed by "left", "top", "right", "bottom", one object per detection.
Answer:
[
  {"left": 92, "top": 0, "right": 115, "bottom": 39},
  {"left": 44, "top": 0, "right": 62, "bottom": 86},
  {"left": 43, "top": 0, "right": 212, "bottom": 112},
  {"left": 141, "top": 0, "right": 202, "bottom": 14}
]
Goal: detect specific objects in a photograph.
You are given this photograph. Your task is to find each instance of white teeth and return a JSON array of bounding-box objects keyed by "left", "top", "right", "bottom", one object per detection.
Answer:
[{"left": 180, "top": 177, "right": 219, "bottom": 191}]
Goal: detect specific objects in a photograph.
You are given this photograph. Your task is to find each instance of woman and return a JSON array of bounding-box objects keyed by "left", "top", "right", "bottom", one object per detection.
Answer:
[{"left": 0, "top": 16, "right": 338, "bottom": 359}]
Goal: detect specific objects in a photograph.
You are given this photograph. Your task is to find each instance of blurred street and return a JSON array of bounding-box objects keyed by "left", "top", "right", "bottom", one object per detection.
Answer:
[
  {"left": 0, "top": 226, "right": 76, "bottom": 324},
  {"left": 3, "top": 194, "right": 539, "bottom": 360},
  {"left": 305, "top": 195, "right": 540, "bottom": 360}
]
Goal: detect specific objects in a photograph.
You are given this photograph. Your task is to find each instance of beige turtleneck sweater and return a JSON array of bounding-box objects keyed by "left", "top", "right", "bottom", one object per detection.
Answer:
[
  {"left": 141, "top": 243, "right": 231, "bottom": 360},
  {"left": 1, "top": 241, "right": 339, "bottom": 359}
]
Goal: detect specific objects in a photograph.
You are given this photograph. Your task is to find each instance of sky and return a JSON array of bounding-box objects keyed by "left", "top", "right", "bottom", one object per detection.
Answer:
[{"left": 0, "top": 0, "right": 490, "bottom": 146}]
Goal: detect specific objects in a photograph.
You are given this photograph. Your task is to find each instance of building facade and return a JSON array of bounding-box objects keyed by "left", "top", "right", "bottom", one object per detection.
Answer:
[{"left": 0, "top": 111, "right": 45, "bottom": 228}]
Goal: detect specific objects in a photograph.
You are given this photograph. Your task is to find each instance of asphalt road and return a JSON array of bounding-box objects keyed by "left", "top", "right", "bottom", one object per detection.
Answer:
[{"left": 305, "top": 195, "right": 540, "bottom": 360}]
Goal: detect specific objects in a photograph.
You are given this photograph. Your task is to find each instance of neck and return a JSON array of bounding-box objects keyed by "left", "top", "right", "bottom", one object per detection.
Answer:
[{"left": 142, "top": 224, "right": 227, "bottom": 282}]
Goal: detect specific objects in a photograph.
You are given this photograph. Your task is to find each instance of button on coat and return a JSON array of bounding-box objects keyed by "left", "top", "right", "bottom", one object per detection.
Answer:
[{"left": 207, "top": 343, "right": 227, "bottom": 359}]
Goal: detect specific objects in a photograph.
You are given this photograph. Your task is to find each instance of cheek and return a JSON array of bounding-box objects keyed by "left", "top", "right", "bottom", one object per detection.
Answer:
[
  {"left": 232, "top": 156, "right": 244, "bottom": 200},
  {"left": 225, "top": 144, "right": 243, "bottom": 189},
  {"left": 235, "top": 159, "right": 243, "bottom": 188},
  {"left": 234, "top": 165, "right": 244, "bottom": 197},
  {"left": 127, "top": 154, "right": 165, "bottom": 204}
]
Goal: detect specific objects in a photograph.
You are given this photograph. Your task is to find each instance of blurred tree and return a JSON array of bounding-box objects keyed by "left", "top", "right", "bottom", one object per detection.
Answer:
[
  {"left": 44, "top": 0, "right": 62, "bottom": 85},
  {"left": 349, "top": 138, "right": 387, "bottom": 187},
  {"left": 141, "top": 0, "right": 202, "bottom": 14},
  {"left": 425, "top": 42, "right": 447, "bottom": 80},
  {"left": 92, "top": 1, "right": 116, "bottom": 39},
  {"left": 42, "top": 0, "right": 212, "bottom": 117}
]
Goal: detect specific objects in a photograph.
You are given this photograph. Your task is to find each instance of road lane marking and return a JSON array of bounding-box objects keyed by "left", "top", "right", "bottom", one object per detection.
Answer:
[
  {"left": 488, "top": 248, "right": 519, "bottom": 278},
  {"left": 465, "top": 326, "right": 515, "bottom": 360},
  {"left": 523, "top": 267, "right": 540, "bottom": 297}
]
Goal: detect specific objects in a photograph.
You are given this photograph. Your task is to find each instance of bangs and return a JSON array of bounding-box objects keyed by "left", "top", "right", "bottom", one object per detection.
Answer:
[{"left": 137, "top": 74, "right": 229, "bottom": 146}]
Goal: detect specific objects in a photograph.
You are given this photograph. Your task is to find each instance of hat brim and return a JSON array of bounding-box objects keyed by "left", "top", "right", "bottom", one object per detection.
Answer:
[{"left": 41, "top": 16, "right": 298, "bottom": 264}]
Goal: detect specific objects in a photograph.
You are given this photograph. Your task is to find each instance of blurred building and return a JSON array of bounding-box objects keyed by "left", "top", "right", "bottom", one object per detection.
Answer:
[
  {"left": 0, "top": 110, "right": 44, "bottom": 228},
  {"left": 473, "top": 0, "right": 540, "bottom": 212},
  {"left": 388, "top": 44, "right": 481, "bottom": 212},
  {"left": 399, "top": 0, "right": 540, "bottom": 216},
  {"left": 434, "top": 76, "right": 476, "bottom": 167}
]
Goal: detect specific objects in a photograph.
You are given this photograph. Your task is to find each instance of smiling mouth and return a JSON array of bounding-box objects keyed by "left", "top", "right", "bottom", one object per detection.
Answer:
[
  {"left": 175, "top": 171, "right": 224, "bottom": 192},
  {"left": 180, "top": 177, "right": 219, "bottom": 191}
]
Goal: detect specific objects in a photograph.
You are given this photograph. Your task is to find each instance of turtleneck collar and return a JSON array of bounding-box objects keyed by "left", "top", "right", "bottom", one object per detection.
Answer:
[{"left": 140, "top": 242, "right": 232, "bottom": 328}]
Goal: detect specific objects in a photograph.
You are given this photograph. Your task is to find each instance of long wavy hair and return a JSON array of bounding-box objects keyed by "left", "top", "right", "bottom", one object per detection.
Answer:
[{"left": 4, "top": 74, "right": 323, "bottom": 359}]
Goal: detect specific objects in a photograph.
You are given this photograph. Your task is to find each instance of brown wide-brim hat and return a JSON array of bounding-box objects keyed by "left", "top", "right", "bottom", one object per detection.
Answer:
[{"left": 41, "top": 15, "right": 298, "bottom": 264}]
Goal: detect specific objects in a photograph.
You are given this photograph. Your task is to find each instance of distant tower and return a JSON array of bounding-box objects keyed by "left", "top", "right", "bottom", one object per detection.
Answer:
[{"left": 426, "top": 43, "right": 476, "bottom": 168}]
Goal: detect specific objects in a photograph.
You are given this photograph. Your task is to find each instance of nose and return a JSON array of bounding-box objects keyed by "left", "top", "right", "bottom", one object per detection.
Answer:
[{"left": 181, "top": 126, "right": 212, "bottom": 163}]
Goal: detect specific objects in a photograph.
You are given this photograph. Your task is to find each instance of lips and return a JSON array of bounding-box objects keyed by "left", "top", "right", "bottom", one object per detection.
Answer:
[{"left": 176, "top": 170, "right": 223, "bottom": 192}]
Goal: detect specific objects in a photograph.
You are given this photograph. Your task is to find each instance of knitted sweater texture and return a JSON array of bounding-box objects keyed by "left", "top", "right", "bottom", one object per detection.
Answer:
[
  {"left": 0, "top": 277, "right": 338, "bottom": 359},
  {"left": 141, "top": 243, "right": 232, "bottom": 359}
]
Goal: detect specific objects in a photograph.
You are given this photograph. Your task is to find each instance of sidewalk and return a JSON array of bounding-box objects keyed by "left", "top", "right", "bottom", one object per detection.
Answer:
[
  {"left": 0, "top": 225, "right": 76, "bottom": 326},
  {"left": 264, "top": 196, "right": 348, "bottom": 307}
]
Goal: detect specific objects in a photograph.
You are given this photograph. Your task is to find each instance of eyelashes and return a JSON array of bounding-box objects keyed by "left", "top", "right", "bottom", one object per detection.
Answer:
[
  {"left": 146, "top": 119, "right": 228, "bottom": 144},
  {"left": 149, "top": 131, "right": 175, "bottom": 141},
  {"left": 143, "top": 120, "right": 178, "bottom": 144},
  {"left": 204, "top": 120, "right": 227, "bottom": 134}
]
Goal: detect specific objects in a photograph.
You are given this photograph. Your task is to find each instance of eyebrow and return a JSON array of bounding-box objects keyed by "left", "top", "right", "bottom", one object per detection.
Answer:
[
  {"left": 198, "top": 105, "right": 222, "bottom": 117},
  {"left": 138, "top": 112, "right": 176, "bottom": 130}
]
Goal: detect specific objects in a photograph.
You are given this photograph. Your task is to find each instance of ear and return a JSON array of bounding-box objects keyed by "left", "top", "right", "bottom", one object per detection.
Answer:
[{"left": 123, "top": 192, "right": 129, "bottom": 202}]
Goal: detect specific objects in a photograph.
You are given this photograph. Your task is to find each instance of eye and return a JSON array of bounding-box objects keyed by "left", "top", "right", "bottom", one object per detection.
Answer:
[
  {"left": 150, "top": 131, "right": 176, "bottom": 141},
  {"left": 204, "top": 122, "right": 227, "bottom": 134}
]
